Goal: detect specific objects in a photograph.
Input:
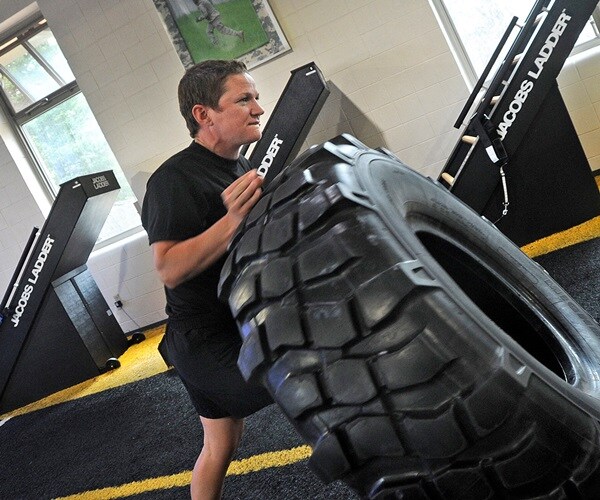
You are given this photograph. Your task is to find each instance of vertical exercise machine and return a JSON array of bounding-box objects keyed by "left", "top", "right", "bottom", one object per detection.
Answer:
[
  {"left": 438, "top": 0, "right": 600, "bottom": 246},
  {"left": 0, "top": 171, "right": 128, "bottom": 413},
  {"left": 245, "top": 62, "right": 330, "bottom": 186}
]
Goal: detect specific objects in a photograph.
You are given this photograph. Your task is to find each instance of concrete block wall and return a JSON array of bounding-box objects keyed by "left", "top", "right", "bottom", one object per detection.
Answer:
[
  {"left": 0, "top": 0, "right": 598, "bottom": 332},
  {"left": 0, "top": 139, "right": 45, "bottom": 301},
  {"left": 559, "top": 46, "right": 600, "bottom": 171},
  {"left": 270, "top": 0, "right": 469, "bottom": 178},
  {"left": 86, "top": 232, "right": 167, "bottom": 333}
]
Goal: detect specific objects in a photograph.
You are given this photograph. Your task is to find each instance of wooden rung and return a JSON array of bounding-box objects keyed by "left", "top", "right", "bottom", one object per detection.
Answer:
[
  {"left": 517, "top": 12, "right": 545, "bottom": 29},
  {"left": 461, "top": 135, "right": 477, "bottom": 144},
  {"left": 482, "top": 96, "right": 500, "bottom": 106},
  {"left": 441, "top": 173, "right": 454, "bottom": 185},
  {"left": 534, "top": 12, "right": 545, "bottom": 25}
]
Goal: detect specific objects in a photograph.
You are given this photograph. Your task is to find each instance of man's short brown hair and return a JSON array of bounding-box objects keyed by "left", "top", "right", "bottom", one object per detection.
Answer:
[{"left": 178, "top": 59, "right": 248, "bottom": 137}]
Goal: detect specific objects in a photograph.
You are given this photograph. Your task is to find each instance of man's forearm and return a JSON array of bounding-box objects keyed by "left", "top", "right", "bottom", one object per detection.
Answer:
[{"left": 153, "top": 214, "right": 238, "bottom": 289}]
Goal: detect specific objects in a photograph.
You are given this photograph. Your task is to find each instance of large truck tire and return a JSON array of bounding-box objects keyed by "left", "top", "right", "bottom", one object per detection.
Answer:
[{"left": 219, "top": 134, "right": 600, "bottom": 498}]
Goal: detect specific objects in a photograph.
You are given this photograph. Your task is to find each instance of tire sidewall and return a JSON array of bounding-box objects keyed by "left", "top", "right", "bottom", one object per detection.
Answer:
[{"left": 352, "top": 152, "right": 600, "bottom": 407}]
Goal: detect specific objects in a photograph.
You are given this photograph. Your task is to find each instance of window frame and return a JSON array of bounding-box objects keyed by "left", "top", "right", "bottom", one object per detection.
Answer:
[
  {"left": 0, "top": 14, "right": 143, "bottom": 248},
  {"left": 0, "top": 14, "right": 82, "bottom": 197},
  {"left": 429, "top": 0, "right": 600, "bottom": 88}
]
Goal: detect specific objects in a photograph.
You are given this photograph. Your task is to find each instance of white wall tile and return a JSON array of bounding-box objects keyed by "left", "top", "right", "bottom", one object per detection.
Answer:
[
  {"left": 0, "top": 243, "right": 24, "bottom": 275},
  {"left": 103, "top": 2, "right": 132, "bottom": 31},
  {"left": 76, "top": 70, "right": 99, "bottom": 94},
  {"left": 583, "top": 75, "right": 600, "bottom": 103},
  {"left": 579, "top": 129, "right": 600, "bottom": 159},
  {"left": 571, "top": 106, "right": 600, "bottom": 135},
  {"left": 382, "top": 117, "right": 430, "bottom": 154},
  {"left": 350, "top": 3, "right": 384, "bottom": 35},
  {"left": 557, "top": 60, "right": 581, "bottom": 87},
  {"left": 123, "top": 33, "right": 166, "bottom": 70},
  {"left": 126, "top": 271, "right": 164, "bottom": 298},
  {"left": 307, "top": 13, "right": 357, "bottom": 54},
  {"left": 87, "top": 11, "right": 112, "bottom": 42},
  {"left": 560, "top": 81, "right": 593, "bottom": 110},
  {"left": 131, "top": 10, "right": 159, "bottom": 41},
  {"left": 356, "top": 80, "right": 392, "bottom": 112},
  {"left": 118, "top": 64, "right": 159, "bottom": 99},
  {"left": 426, "top": 101, "right": 464, "bottom": 136},
  {"left": 589, "top": 155, "right": 600, "bottom": 170},
  {"left": 297, "top": 0, "right": 348, "bottom": 33},
  {"left": 369, "top": 103, "right": 402, "bottom": 131},
  {"left": 317, "top": 35, "right": 370, "bottom": 76},
  {"left": 393, "top": 94, "right": 426, "bottom": 124},
  {"left": 407, "top": 52, "right": 460, "bottom": 90},
  {"left": 576, "top": 47, "right": 600, "bottom": 79},
  {"left": 114, "top": 23, "right": 141, "bottom": 52}
]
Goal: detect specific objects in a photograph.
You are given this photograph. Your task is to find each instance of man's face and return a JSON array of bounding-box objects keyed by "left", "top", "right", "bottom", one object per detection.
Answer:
[{"left": 207, "top": 72, "right": 264, "bottom": 152}]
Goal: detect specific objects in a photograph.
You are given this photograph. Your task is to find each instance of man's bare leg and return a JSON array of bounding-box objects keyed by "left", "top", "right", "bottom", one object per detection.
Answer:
[{"left": 191, "top": 416, "right": 244, "bottom": 500}]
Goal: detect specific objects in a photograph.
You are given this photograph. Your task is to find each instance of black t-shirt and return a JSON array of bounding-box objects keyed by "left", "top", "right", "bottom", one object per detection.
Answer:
[{"left": 141, "top": 141, "right": 251, "bottom": 330}]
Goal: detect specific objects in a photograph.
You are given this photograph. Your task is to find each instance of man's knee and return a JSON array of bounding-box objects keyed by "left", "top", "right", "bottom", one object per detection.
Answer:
[{"left": 201, "top": 417, "right": 243, "bottom": 460}]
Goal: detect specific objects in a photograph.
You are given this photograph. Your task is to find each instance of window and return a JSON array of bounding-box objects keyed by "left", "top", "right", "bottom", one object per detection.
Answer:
[
  {"left": 431, "top": 0, "right": 600, "bottom": 85},
  {"left": 0, "top": 16, "right": 140, "bottom": 244}
]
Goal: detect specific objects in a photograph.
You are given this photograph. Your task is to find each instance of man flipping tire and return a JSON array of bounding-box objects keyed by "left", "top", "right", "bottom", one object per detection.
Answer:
[{"left": 219, "top": 134, "right": 600, "bottom": 499}]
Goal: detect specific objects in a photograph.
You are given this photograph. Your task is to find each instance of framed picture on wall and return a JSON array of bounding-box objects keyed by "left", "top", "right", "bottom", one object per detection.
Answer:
[{"left": 153, "top": 0, "right": 290, "bottom": 69}]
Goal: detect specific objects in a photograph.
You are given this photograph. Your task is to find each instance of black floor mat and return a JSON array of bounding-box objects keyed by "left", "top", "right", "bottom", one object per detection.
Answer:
[{"left": 0, "top": 370, "right": 356, "bottom": 499}]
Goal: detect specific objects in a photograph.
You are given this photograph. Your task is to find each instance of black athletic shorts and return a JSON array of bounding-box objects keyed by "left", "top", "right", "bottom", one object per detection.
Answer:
[{"left": 162, "top": 322, "right": 273, "bottom": 419}]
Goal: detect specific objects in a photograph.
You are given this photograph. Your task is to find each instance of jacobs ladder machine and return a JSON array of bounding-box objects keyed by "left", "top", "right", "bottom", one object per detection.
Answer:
[
  {"left": 438, "top": 0, "right": 600, "bottom": 246},
  {"left": 0, "top": 172, "right": 129, "bottom": 413}
]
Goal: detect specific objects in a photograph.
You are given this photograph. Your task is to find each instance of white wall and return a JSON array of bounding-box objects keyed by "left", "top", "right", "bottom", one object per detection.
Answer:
[
  {"left": 559, "top": 46, "right": 600, "bottom": 171},
  {"left": 0, "top": 0, "right": 598, "bottom": 332},
  {"left": 0, "top": 139, "right": 45, "bottom": 299}
]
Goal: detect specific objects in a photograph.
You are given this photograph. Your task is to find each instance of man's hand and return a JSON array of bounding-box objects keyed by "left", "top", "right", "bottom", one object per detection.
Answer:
[
  {"left": 221, "top": 169, "right": 263, "bottom": 228},
  {"left": 152, "top": 170, "right": 263, "bottom": 289}
]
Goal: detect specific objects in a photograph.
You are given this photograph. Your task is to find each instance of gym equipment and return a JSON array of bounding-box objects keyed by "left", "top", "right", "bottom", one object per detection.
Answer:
[
  {"left": 0, "top": 171, "right": 128, "bottom": 413},
  {"left": 438, "top": 0, "right": 600, "bottom": 246},
  {"left": 245, "top": 62, "right": 329, "bottom": 186},
  {"left": 220, "top": 134, "right": 600, "bottom": 498}
]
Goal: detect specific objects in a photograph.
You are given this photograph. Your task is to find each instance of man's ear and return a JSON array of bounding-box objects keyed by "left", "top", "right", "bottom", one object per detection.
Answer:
[{"left": 192, "top": 104, "right": 211, "bottom": 126}]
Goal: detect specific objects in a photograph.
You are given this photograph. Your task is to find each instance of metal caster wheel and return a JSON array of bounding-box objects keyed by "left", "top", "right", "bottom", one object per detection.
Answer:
[
  {"left": 105, "top": 358, "right": 120, "bottom": 370},
  {"left": 127, "top": 332, "right": 146, "bottom": 346}
]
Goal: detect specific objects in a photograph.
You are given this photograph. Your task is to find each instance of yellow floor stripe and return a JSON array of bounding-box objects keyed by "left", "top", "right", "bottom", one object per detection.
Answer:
[
  {"left": 520, "top": 174, "right": 600, "bottom": 258},
  {"left": 55, "top": 445, "right": 312, "bottom": 500},
  {"left": 0, "top": 326, "right": 169, "bottom": 419},
  {"left": 521, "top": 214, "right": 600, "bottom": 258}
]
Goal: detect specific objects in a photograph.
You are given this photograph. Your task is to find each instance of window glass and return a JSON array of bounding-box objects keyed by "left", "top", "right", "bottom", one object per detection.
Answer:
[
  {"left": 441, "top": 0, "right": 534, "bottom": 76},
  {"left": 22, "top": 94, "right": 119, "bottom": 187},
  {"left": 27, "top": 29, "right": 75, "bottom": 84},
  {"left": 0, "top": 21, "right": 140, "bottom": 244},
  {"left": 0, "top": 71, "right": 34, "bottom": 112},
  {"left": 21, "top": 93, "right": 140, "bottom": 242},
  {"left": 438, "top": 0, "right": 600, "bottom": 78},
  {"left": 0, "top": 43, "right": 60, "bottom": 112}
]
